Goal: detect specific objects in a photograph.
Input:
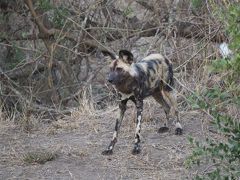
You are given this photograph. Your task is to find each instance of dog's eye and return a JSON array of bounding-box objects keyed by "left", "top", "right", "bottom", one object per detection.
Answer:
[{"left": 116, "top": 67, "right": 123, "bottom": 71}]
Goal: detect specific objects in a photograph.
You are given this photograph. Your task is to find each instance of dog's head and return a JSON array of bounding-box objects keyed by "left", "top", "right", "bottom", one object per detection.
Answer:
[{"left": 107, "top": 50, "right": 135, "bottom": 85}]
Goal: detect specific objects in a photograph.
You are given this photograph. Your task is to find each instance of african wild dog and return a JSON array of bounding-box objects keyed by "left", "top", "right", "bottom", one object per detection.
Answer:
[{"left": 102, "top": 50, "right": 182, "bottom": 155}]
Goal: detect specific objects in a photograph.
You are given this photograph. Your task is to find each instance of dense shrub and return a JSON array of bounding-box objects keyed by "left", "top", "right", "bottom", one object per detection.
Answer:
[{"left": 187, "top": 4, "right": 240, "bottom": 179}]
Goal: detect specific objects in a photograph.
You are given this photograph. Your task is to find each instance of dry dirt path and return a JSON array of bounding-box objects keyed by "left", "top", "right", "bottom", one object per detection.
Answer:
[{"left": 0, "top": 102, "right": 208, "bottom": 180}]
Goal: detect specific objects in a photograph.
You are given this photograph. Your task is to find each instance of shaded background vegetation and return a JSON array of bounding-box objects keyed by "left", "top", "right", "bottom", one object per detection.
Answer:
[
  {"left": 0, "top": 0, "right": 239, "bottom": 179},
  {"left": 0, "top": 0, "right": 227, "bottom": 114}
]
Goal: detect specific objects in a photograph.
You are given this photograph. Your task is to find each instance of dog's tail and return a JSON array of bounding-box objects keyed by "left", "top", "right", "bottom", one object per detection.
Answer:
[{"left": 164, "top": 58, "right": 174, "bottom": 91}]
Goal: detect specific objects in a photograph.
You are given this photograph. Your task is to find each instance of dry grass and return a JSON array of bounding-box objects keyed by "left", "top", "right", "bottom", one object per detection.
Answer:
[
  {"left": 77, "top": 85, "right": 96, "bottom": 115},
  {"left": 23, "top": 150, "right": 57, "bottom": 164},
  {"left": 0, "top": 45, "right": 235, "bottom": 180},
  {"left": 0, "top": 92, "right": 212, "bottom": 179}
]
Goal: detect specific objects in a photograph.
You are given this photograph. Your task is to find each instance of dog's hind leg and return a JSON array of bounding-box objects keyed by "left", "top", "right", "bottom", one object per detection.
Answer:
[
  {"left": 161, "top": 90, "right": 182, "bottom": 135},
  {"left": 152, "top": 91, "right": 171, "bottom": 133}
]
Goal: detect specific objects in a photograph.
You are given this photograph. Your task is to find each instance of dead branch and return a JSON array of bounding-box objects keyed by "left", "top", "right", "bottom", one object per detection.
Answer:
[
  {"left": 1, "top": 55, "right": 62, "bottom": 80},
  {"left": 0, "top": 72, "right": 71, "bottom": 116}
]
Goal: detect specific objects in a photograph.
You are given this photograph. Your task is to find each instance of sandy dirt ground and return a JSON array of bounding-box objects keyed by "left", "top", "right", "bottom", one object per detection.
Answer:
[{"left": 0, "top": 99, "right": 210, "bottom": 180}]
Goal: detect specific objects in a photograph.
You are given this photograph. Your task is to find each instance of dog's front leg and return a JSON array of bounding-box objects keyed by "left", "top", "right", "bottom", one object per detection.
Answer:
[
  {"left": 132, "top": 98, "right": 143, "bottom": 155},
  {"left": 102, "top": 99, "right": 128, "bottom": 155}
]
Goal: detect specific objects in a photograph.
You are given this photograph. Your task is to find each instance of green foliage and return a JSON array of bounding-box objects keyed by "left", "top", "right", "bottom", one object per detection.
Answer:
[
  {"left": 227, "top": 6, "right": 240, "bottom": 53},
  {"left": 38, "top": 0, "right": 53, "bottom": 11},
  {"left": 226, "top": 5, "right": 240, "bottom": 75},
  {"left": 0, "top": 31, "right": 7, "bottom": 40},
  {"left": 187, "top": 92, "right": 208, "bottom": 110},
  {"left": 52, "top": 7, "right": 70, "bottom": 28},
  {"left": 187, "top": 112, "right": 240, "bottom": 179},
  {"left": 0, "top": 14, "right": 8, "bottom": 40},
  {"left": 37, "top": 1, "right": 70, "bottom": 29},
  {"left": 209, "top": 59, "right": 232, "bottom": 73},
  {"left": 186, "top": 4, "right": 240, "bottom": 179},
  {"left": 123, "top": 7, "right": 134, "bottom": 18},
  {"left": 6, "top": 43, "right": 25, "bottom": 69},
  {"left": 191, "top": 0, "right": 204, "bottom": 10},
  {"left": 0, "top": 13, "right": 6, "bottom": 24}
]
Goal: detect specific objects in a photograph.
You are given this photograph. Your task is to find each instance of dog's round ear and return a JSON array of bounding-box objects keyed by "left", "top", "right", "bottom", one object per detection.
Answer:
[{"left": 119, "top": 50, "right": 134, "bottom": 64}]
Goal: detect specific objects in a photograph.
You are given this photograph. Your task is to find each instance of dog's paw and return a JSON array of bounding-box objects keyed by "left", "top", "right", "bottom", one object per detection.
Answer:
[
  {"left": 132, "top": 144, "right": 141, "bottom": 155},
  {"left": 175, "top": 128, "right": 183, "bottom": 135},
  {"left": 158, "top": 126, "right": 169, "bottom": 133},
  {"left": 102, "top": 149, "right": 113, "bottom": 155}
]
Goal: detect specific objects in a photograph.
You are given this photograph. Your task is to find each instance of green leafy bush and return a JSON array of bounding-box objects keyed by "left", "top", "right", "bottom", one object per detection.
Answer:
[
  {"left": 186, "top": 4, "right": 240, "bottom": 179},
  {"left": 37, "top": 0, "right": 70, "bottom": 28},
  {"left": 6, "top": 43, "right": 25, "bottom": 69},
  {"left": 191, "top": 0, "right": 203, "bottom": 10},
  {"left": 38, "top": 0, "right": 53, "bottom": 11},
  {"left": 53, "top": 7, "right": 70, "bottom": 28}
]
